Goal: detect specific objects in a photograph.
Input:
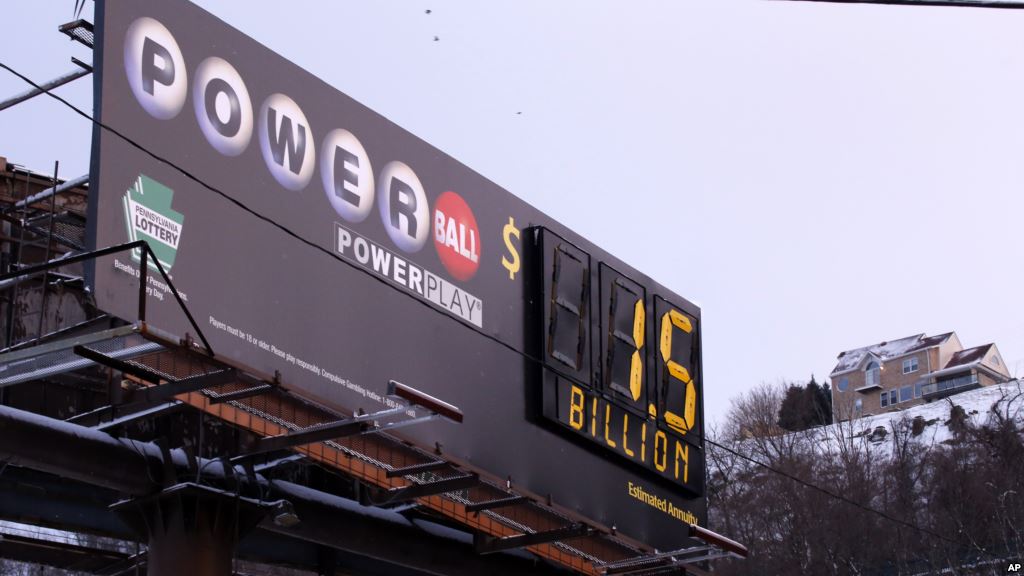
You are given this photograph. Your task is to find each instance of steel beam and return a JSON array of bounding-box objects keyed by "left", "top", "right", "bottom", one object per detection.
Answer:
[
  {"left": 0, "top": 463, "right": 566, "bottom": 576},
  {"left": 96, "top": 551, "right": 147, "bottom": 576},
  {"left": 66, "top": 369, "right": 236, "bottom": 428},
  {"left": 0, "top": 70, "right": 90, "bottom": 113},
  {"left": 208, "top": 383, "right": 273, "bottom": 404},
  {"left": 689, "top": 523, "right": 748, "bottom": 558},
  {"left": 385, "top": 460, "right": 451, "bottom": 478},
  {"left": 475, "top": 523, "right": 592, "bottom": 554},
  {"left": 388, "top": 380, "right": 464, "bottom": 423},
  {"left": 129, "top": 369, "right": 238, "bottom": 403},
  {"left": 0, "top": 404, "right": 161, "bottom": 494},
  {"left": 246, "top": 418, "right": 370, "bottom": 455},
  {"left": 0, "top": 531, "right": 130, "bottom": 573},
  {"left": 0, "top": 399, "right": 586, "bottom": 573},
  {"left": 465, "top": 495, "right": 529, "bottom": 512},
  {"left": 94, "top": 402, "right": 184, "bottom": 431},
  {"left": 374, "top": 474, "right": 478, "bottom": 505},
  {"left": 73, "top": 344, "right": 165, "bottom": 382},
  {"left": 599, "top": 546, "right": 713, "bottom": 575}
]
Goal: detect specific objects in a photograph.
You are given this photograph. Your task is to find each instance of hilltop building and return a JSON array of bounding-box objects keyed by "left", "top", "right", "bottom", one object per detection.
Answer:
[{"left": 829, "top": 332, "right": 1011, "bottom": 420}]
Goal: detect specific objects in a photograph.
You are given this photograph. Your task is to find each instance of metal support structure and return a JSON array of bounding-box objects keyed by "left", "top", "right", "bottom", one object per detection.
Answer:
[
  {"left": 111, "top": 483, "right": 269, "bottom": 576},
  {"left": 388, "top": 379, "right": 464, "bottom": 423},
  {"left": 0, "top": 411, "right": 571, "bottom": 576},
  {"left": 68, "top": 347, "right": 236, "bottom": 420},
  {"left": 598, "top": 546, "right": 711, "bottom": 575},
  {"left": 688, "top": 523, "right": 748, "bottom": 558},
  {"left": 0, "top": 240, "right": 214, "bottom": 355},
  {"left": 58, "top": 19, "right": 95, "bottom": 48},
  {"left": 593, "top": 524, "right": 748, "bottom": 574},
  {"left": 1, "top": 342, "right": 162, "bottom": 391},
  {"left": 126, "top": 369, "right": 238, "bottom": 404},
  {"left": 0, "top": 531, "right": 131, "bottom": 573},
  {"left": 0, "top": 314, "right": 111, "bottom": 355},
  {"left": 474, "top": 523, "right": 592, "bottom": 555},
  {"left": 0, "top": 70, "right": 91, "bottom": 113},
  {"left": 0, "top": 251, "right": 77, "bottom": 292},
  {"left": 73, "top": 345, "right": 165, "bottom": 383},
  {"left": 464, "top": 495, "right": 529, "bottom": 512},
  {"left": 94, "top": 402, "right": 183, "bottom": 431},
  {"left": 246, "top": 417, "right": 371, "bottom": 456},
  {"left": 373, "top": 474, "right": 478, "bottom": 505},
  {"left": 35, "top": 161, "right": 59, "bottom": 344},
  {"left": 0, "top": 209, "right": 87, "bottom": 252},
  {"left": 253, "top": 454, "right": 304, "bottom": 474},
  {"left": 244, "top": 387, "right": 461, "bottom": 457},
  {"left": 0, "top": 404, "right": 161, "bottom": 494},
  {"left": 208, "top": 383, "right": 274, "bottom": 404},
  {"left": 0, "top": 297, "right": 688, "bottom": 573},
  {"left": 9, "top": 174, "right": 89, "bottom": 210},
  {"left": 95, "top": 551, "right": 148, "bottom": 576},
  {"left": 385, "top": 460, "right": 451, "bottom": 478}
]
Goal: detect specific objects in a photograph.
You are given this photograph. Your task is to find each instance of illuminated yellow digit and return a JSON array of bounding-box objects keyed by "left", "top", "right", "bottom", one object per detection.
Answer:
[
  {"left": 628, "top": 298, "right": 645, "bottom": 401},
  {"left": 660, "top": 309, "right": 696, "bottom": 435}
]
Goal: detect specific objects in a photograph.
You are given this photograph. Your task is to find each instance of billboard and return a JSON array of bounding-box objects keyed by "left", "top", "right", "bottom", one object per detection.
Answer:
[{"left": 89, "top": 0, "right": 706, "bottom": 550}]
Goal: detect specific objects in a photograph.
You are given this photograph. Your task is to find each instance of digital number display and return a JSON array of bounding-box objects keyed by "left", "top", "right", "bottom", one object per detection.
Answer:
[
  {"left": 547, "top": 242, "right": 590, "bottom": 380},
  {"left": 603, "top": 266, "right": 647, "bottom": 411},
  {"left": 657, "top": 298, "right": 698, "bottom": 436},
  {"left": 536, "top": 229, "right": 704, "bottom": 495}
]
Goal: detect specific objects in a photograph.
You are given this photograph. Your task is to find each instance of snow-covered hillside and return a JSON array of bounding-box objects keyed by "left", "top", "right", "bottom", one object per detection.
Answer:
[
  {"left": 716, "top": 380, "right": 1024, "bottom": 464},
  {"left": 809, "top": 379, "right": 1024, "bottom": 457}
]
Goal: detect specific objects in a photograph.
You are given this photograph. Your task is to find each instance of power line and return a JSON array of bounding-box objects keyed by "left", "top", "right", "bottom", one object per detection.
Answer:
[
  {"left": 773, "top": 0, "right": 1024, "bottom": 8},
  {"left": 0, "top": 59, "right": 987, "bottom": 555},
  {"left": 0, "top": 59, "right": 538, "bottom": 360},
  {"left": 0, "top": 58, "right": 653, "bottom": 448},
  {"left": 703, "top": 436, "right": 971, "bottom": 549}
]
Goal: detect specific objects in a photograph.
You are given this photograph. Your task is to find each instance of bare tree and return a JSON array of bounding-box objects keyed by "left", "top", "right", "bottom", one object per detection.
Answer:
[{"left": 709, "top": 383, "right": 1024, "bottom": 576}]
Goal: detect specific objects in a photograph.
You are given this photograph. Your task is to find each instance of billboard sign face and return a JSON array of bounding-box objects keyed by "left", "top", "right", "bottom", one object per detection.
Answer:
[{"left": 89, "top": 0, "right": 706, "bottom": 550}]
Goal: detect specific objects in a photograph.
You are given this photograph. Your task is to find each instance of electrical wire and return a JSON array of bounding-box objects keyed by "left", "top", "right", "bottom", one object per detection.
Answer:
[
  {"left": 774, "top": 0, "right": 1024, "bottom": 8},
  {"left": 703, "top": 436, "right": 969, "bottom": 548},
  {"left": 0, "top": 57, "right": 705, "bottom": 450},
  {"left": 0, "top": 59, "right": 986, "bottom": 555}
]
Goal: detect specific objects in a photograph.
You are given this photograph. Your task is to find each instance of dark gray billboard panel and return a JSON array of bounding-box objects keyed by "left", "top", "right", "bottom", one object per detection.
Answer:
[{"left": 89, "top": 0, "right": 706, "bottom": 550}]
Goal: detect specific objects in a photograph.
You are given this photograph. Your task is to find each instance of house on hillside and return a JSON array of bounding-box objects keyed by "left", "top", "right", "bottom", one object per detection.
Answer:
[{"left": 829, "top": 332, "right": 1011, "bottom": 421}]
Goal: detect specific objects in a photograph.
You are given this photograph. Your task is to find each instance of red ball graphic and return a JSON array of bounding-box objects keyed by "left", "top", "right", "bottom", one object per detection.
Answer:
[{"left": 433, "top": 191, "right": 480, "bottom": 281}]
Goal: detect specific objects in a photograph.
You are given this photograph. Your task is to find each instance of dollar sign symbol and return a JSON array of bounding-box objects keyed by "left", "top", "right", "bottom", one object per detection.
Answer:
[{"left": 501, "top": 216, "right": 521, "bottom": 280}]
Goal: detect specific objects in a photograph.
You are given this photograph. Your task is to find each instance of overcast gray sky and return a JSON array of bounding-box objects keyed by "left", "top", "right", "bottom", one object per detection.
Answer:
[{"left": 2, "top": 1, "right": 1022, "bottom": 425}]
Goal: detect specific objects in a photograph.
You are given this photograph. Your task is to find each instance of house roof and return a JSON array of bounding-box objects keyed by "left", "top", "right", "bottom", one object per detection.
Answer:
[
  {"left": 945, "top": 344, "right": 993, "bottom": 369},
  {"left": 830, "top": 332, "right": 956, "bottom": 376},
  {"left": 908, "top": 332, "right": 956, "bottom": 353}
]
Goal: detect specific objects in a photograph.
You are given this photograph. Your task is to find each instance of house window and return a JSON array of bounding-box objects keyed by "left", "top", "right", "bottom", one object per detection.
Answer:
[
  {"left": 994, "top": 356, "right": 1001, "bottom": 367},
  {"left": 914, "top": 382, "right": 923, "bottom": 398},
  {"left": 838, "top": 377, "right": 848, "bottom": 392},
  {"left": 865, "top": 361, "right": 880, "bottom": 387},
  {"left": 880, "top": 391, "right": 888, "bottom": 407},
  {"left": 889, "top": 390, "right": 897, "bottom": 405},
  {"left": 855, "top": 398, "right": 863, "bottom": 415},
  {"left": 900, "top": 386, "right": 912, "bottom": 402},
  {"left": 902, "top": 357, "right": 919, "bottom": 374}
]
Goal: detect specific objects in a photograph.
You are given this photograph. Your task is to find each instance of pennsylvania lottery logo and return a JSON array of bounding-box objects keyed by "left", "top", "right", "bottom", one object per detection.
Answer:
[{"left": 122, "top": 175, "right": 185, "bottom": 271}]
